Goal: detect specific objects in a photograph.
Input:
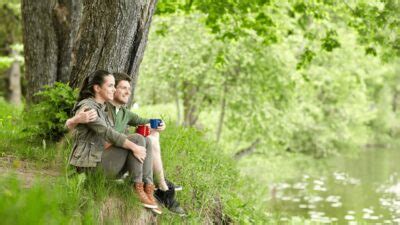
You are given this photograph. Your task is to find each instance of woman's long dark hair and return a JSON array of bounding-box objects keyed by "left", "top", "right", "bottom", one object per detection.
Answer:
[{"left": 77, "top": 70, "right": 112, "bottom": 102}]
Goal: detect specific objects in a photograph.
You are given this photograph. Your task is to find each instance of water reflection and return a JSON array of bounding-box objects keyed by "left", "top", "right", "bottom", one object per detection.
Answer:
[{"left": 269, "top": 149, "right": 400, "bottom": 223}]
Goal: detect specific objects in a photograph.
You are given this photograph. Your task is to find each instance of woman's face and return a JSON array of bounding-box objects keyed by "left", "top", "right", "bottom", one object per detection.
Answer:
[{"left": 95, "top": 75, "right": 116, "bottom": 102}]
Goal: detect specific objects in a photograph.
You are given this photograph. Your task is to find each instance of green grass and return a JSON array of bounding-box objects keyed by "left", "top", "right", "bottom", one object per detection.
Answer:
[
  {"left": 157, "top": 123, "right": 267, "bottom": 223},
  {"left": 0, "top": 175, "right": 93, "bottom": 225},
  {"left": 0, "top": 98, "right": 66, "bottom": 164},
  {"left": 0, "top": 171, "right": 149, "bottom": 225}
]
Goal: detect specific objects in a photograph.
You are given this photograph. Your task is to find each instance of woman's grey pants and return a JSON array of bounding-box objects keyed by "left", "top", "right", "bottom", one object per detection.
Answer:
[{"left": 100, "top": 134, "right": 153, "bottom": 184}]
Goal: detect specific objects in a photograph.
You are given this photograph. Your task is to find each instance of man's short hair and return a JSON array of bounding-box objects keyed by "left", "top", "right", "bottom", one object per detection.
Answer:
[{"left": 113, "top": 72, "right": 132, "bottom": 86}]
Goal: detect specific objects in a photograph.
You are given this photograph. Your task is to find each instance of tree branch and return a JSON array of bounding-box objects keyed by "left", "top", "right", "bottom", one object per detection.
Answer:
[{"left": 234, "top": 138, "right": 261, "bottom": 160}]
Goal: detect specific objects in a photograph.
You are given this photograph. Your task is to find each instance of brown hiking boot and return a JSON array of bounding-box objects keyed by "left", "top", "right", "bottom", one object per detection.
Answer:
[
  {"left": 145, "top": 183, "right": 162, "bottom": 214},
  {"left": 134, "top": 182, "right": 157, "bottom": 209}
]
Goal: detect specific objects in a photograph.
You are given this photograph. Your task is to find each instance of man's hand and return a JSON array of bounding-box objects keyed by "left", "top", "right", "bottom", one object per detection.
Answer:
[
  {"left": 76, "top": 107, "right": 97, "bottom": 123},
  {"left": 122, "top": 139, "right": 146, "bottom": 163},
  {"left": 65, "top": 107, "right": 98, "bottom": 130},
  {"left": 156, "top": 120, "right": 166, "bottom": 131},
  {"left": 132, "top": 145, "right": 146, "bottom": 163}
]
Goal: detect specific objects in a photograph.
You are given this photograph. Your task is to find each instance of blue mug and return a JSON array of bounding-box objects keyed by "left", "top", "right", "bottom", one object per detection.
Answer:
[{"left": 150, "top": 119, "right": 162, "bottom": 129}]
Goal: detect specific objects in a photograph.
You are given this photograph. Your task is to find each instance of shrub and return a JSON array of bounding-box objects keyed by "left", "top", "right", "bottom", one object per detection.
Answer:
[{"left": 24, "top": 82, "right": 77, "bottom": 141}]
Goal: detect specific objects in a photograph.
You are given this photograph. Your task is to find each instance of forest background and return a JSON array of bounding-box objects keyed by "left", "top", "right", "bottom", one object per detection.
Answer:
[{"left": 0, "top": 0, "right": 399, "bottom": 224}]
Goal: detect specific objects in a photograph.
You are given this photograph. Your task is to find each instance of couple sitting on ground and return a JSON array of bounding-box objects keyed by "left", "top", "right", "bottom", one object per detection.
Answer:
[{"left": 65, "top": 70, "right": 185, "bottom": 215}]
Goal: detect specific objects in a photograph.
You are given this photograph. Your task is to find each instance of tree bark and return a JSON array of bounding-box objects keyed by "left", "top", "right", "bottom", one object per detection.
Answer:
[
  {"left": 22, "top": 0, "right": 59, "bottom": 103},
  {"left": 69, "top": 0, "right": 157, "bottom": 102},
  {"left": 53, "top": 0, "right": 83, "bottom": 83},
  {"left": 182, "top": 81, "right": 199, "bottom": 126},
  {"left": 22, "top": 0, "right": 157, "bottom": 104},
  {"left": 234, "top": 139, "right": 261, "bottom": 160},
  {"left": 393, "top": 89, "right": 399, "bottom": 112},
  {"left": 22, "top": 0, "right": 82, "bottom": 104},
  {"left": 216, "top": 83, "right": 227, "bottom": 143},
  {"left": 7, "top": 50, "right": 22, "bottom": 106},
  {"left": 173, "top": 81, "right": 181, "bottom": 125}
]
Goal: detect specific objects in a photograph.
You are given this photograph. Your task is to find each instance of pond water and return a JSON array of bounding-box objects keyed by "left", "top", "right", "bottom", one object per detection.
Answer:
[{"left": 269, "top": 148, "right": 400, "bottom": 224}]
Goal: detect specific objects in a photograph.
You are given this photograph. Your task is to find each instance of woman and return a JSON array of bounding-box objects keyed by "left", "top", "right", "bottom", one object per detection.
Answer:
[{"left": 68, "top": 70, "right": 161, "bottom": 214}]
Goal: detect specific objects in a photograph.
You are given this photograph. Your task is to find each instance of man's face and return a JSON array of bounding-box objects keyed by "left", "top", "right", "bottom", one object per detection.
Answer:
[{"left": 114, "top": 80, "right": 131, "bottom": 104}]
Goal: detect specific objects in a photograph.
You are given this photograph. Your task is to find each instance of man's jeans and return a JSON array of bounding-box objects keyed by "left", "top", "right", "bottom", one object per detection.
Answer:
[{"left": 100, "top": 134, "right": 153, "bottom": 184}]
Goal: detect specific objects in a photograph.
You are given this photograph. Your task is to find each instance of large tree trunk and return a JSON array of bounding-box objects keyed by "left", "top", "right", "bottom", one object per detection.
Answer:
[
  {"left": 22, "top": 0, "right": 157, "bottom": 104},
  {"left": 53, "top": 0, "right": 83, "bottom": 83},
  {"left": 22, "top": 0, "right": 82, "bottom": 104},
  {"left": 69, "top": 0, "right": 157, "bottom": 101}
]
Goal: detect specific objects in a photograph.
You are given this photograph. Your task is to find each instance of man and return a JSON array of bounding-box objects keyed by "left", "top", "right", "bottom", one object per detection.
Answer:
[{"left": 66, "top": 72, "right": 185, "bottom": 215}]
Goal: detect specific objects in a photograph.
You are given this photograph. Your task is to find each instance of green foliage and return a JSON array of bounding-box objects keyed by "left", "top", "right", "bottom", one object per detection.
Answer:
[
  {"left": 139, "top": 12, "right": 400, "bottom": 158},
  {"left": 347, "top": 0, "right": 400, "bottom": 58},
  {"left": 0, "top": 98, "right": 54, "bottom": 161},
  {"left": 222, "top": 28, "right": 394, "bottom": 157},
  {"left": 156, "top": 0, "right": 400, "bottom": 61},
  {"left": 0, "top": 44, "right": 24, "bottom": 70},
  {"left": 0, "top": 0, "right": 23, "bottom": 99},
  {"left": 0, "top": 176, "right": 95, "bottom": 225},
  {"left": 155, "top": 123, "right": 266, "bottom": 223},
  {"left": 157, "top": 0, "right": 276, "bottom": 43},
  {"left": 365, "top": 59, "right": 400, "bottom": 143},
  {"left": 0, "top": 56, "right": 13, "bottom": 70},
  {"left": 0, "top": 172, "right": 139, "bottom": 225},
  {"left": 0, "top": 98, "right": 22, "bottom": 142},
  {"left": 138, "top": 15, "right": 222, "bottom": 124},
  {"left": 24, "top": 82, "right": 77, "bottom": 141},
  {"left": 0, "top": 0, "right": 21, "bottom": 52},
  {"left": 297, "top": 48, "right": 316, "bottom": 69},
  {"left": 321, "top": 30, "right": 341, "bottom": 51}
]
